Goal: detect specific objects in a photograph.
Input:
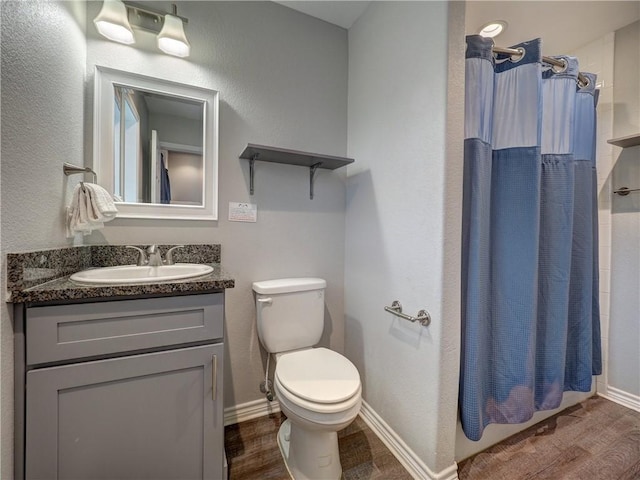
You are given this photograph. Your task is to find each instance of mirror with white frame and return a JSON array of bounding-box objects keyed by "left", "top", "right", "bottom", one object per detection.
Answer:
[{"left": 93, "top": 66, "right": 218, "bottom": 220}]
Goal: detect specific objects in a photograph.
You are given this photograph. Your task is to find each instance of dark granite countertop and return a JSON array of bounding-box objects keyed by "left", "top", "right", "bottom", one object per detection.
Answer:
[{"left": 7, "top": 244, "right": 235, "bottom": 304}]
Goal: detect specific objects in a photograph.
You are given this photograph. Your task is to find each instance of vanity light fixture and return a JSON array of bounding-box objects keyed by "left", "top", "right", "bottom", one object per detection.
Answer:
[
  {"left": 479, "top": 20, "right": 508, "bottom": 38},
  {"left": 157, "top": 5, "right": 191, "bottom": 58},
  {"left": 94, "top": 1, "right": 190, "bottom": 58},
  {"left": 93, "top": 0, "right": 135, "bottom": 45}
]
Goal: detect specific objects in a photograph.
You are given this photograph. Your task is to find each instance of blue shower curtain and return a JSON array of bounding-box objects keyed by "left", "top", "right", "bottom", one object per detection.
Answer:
[{"left": 460, "top": 35, "right": 602, "bottom": 441}]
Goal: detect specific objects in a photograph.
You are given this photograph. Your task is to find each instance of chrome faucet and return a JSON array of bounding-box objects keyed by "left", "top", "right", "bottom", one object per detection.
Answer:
[
  {"left": 125, "top": 244, "right": 185, "bottom": 266},
  {"left": 146, "top": 245, "right": 163, "bottom": 266}
]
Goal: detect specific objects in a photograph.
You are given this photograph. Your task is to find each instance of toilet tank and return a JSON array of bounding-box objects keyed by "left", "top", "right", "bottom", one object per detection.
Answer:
[{"left": 253, "top": 278, "right": 326, "bottom": 354}]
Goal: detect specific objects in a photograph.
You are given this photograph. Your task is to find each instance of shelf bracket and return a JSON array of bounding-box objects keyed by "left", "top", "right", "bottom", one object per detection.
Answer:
[
  {"left": 309, "top": 162, "right": 322, "bottom": 200},
  {"left": 249, "top": 154, "right": 259, "bottom": 195}
]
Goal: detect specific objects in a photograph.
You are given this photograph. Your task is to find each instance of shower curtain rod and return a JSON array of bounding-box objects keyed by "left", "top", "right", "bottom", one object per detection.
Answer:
[{"left": 493, "top": 45, "right": 590, "bottom": 88}]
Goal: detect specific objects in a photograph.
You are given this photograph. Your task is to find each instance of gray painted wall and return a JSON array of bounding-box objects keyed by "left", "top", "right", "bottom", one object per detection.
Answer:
[
  {"left": 83, "top": 0, "right": 349, "bottom": 413},
  {"left": 345, "top": 2, "right": 463, "bottom": 475},
  {"left": 609, "top": 20, "right": 640, "bottom": 398},
  {"left": 0, "top": 2, "right": 87, "bottom": 476}
]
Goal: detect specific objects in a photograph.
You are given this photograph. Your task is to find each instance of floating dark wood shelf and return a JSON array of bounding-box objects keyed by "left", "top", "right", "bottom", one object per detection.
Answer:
[
  {"left": 607, "top": 133, "right": 640, "bottom": 148},
  {"left": 239, "top": 144, "right": 354, "bottom": 199}
]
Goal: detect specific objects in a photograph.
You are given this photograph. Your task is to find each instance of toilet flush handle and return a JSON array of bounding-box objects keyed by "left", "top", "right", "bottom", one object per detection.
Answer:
[{"left": 257, "top": 297, "right": 273, "bottom": 305}]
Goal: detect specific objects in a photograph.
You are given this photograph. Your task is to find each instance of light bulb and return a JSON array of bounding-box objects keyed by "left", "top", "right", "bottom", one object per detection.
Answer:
[
  {"left": 479, "top": 21, "right": 507, "bottom": 39},
  {"left": 94, "top": 0, "right": 135, "bottom": 45},
  {"left": 157, "top": 14, "right": 190, "bottom": 57}
]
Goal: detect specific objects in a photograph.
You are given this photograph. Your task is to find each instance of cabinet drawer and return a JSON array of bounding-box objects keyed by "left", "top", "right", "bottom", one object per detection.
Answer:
[{"left": 26, "top": 294, "right": 223, "bottom": 365}]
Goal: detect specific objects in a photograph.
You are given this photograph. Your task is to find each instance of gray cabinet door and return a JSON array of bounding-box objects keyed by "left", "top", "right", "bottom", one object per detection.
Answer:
[{"left": 25, "top": 344, "right": 224, "bottom": 480}]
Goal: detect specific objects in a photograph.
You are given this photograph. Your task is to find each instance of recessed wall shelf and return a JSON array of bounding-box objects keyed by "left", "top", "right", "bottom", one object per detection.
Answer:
[
  {"left": 239, "top": 144, "right": 354, "bottom": 199},
  {"left": 607, "top": 133, "right": 640, "bottom": 148}
]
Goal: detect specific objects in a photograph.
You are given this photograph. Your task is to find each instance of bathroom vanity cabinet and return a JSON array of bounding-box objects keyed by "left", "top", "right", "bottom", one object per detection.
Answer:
[{"left": 14, "top": 293, "right": 225, "bottom": 480}]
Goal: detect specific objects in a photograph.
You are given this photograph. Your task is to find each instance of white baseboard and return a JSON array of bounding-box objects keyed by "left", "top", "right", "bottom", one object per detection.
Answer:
[
  {"left": 600, "top": 386, "right": 640, "bottom": 413},
  {"left": 224, "top": 398, "right": 281, "bottom": 426},
  {"left": 358, "top": 400, "right": 459, "bottom": 480}
]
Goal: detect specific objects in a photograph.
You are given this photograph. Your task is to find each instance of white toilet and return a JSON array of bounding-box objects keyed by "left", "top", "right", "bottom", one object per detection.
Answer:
[{"left": 253, "top": 278, "right": 362, "bottom": 480}]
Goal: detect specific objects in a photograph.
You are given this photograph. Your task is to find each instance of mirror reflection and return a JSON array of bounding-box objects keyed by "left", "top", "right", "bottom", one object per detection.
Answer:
[{"left": 113, "top": 86, "right": 204, "bottom": 206}]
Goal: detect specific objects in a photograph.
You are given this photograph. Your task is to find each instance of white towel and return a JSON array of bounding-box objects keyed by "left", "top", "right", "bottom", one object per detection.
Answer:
[{"left": 67, "top": 183, "right": 118, "bottom": 237}]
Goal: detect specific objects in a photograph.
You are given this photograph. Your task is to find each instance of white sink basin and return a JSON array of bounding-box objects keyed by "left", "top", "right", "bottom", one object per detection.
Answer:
[{"left": 70, "top": 264, "right": 214, "bottom": 285}]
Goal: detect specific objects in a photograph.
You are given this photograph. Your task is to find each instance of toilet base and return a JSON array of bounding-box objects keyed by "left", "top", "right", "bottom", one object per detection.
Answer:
[{"left": 277, "top": 419, "right": 342, "bottom": 480}]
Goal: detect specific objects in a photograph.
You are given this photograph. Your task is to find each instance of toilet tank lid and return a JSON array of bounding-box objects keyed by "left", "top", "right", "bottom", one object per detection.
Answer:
[{"left": 252, "top": 277, "right": 326, "bottom": 294}]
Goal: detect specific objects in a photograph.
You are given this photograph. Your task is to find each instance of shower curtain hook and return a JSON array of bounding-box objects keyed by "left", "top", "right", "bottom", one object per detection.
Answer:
[
  {"left": 551, "top": 58, "right": 568, "bottom": 74},
  {"left": 509, "top": 47, "right": 525, "bottom": 63}
]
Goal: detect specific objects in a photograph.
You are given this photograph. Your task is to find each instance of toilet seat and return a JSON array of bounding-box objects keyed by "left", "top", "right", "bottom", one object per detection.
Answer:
[
  {"left": 275, "top": 348, "right": 361, "bottom": 417},
  {"left": 276, "top": 348, "right": 360, "bottom": 404}
]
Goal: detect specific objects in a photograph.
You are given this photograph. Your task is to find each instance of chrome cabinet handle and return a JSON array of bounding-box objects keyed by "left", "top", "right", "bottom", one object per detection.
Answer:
[{"left": 212, "top": 354, "right": 218, "bottom": 401}]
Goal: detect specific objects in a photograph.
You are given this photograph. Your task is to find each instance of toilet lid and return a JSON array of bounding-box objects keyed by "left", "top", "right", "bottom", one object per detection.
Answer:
[{"left": 276, "top": 348, "right": 360, "bottom": 404}]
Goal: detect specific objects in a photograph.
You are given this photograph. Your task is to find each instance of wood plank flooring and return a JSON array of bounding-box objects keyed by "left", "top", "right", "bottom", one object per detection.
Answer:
[
  {"left": 458, "top": 396, "right": 640, "bottom": 480},
  {"left": 224, "top": 413, "right": 412, "bottom": 479},
  {"left": 225, "top": 396, "right": 640, "bottom": 479}
]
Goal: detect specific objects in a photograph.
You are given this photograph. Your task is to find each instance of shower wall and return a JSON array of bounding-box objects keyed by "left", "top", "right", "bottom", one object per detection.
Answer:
[{"left": 607, "top": 20, "right": 640, "bottom": 406}]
